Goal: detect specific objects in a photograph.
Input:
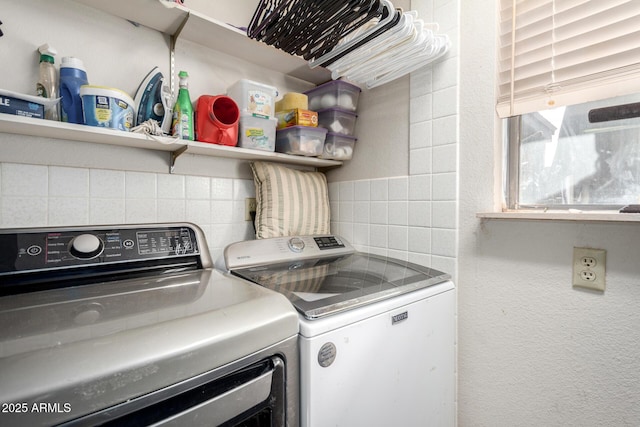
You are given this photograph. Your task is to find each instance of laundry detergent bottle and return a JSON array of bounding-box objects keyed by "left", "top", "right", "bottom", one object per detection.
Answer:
[
  {"left": 59, "top": 57, "right": 89, "bottom": 124},
  {"left": 36, "top": 44, "right": 60, "bottom": 121},
  {"left": 171, "top": 71, "right": 194, "bottom": 140}
]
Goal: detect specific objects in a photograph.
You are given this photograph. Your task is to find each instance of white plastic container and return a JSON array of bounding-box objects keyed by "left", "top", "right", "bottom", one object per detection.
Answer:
[
  {"left": 227, "top": 79, "right": 278, "bottom": 119},
  {"left": 238, "top": 114, "right": 277, "bottom": 151},
  {"left": 320, "top": 132, "right": 357, "bottom": 160},
  {"left": 305, "top": 80, "right": 361, "bottom": 112},
  {"left": 81, "top": 85, "right": 135, "bottom": 131},
  {"left": 317, "top": 107, "right": 358, "bottom": 136},
  {"left": 275, "top": 126, "right": 327, "bottom": 156}
]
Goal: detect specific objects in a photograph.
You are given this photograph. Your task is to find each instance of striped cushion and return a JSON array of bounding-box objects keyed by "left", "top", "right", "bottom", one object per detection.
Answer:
[{"left": 251, "top": 161, "right": 330, "bottom": 239}]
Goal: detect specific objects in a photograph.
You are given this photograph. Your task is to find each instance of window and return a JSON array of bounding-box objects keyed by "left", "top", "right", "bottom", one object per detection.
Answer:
[{"left": 499, "top": 0, "right": 640, "bottom": 209}]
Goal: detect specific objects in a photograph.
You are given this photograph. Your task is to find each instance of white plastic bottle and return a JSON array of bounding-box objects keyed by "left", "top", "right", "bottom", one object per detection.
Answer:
[{"left": 36, "top": 44, "right": 60, "bottom": 121}]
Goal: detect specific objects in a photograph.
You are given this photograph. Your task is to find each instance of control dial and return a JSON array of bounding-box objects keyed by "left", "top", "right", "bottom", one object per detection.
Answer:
[
  {"left": 287, "top": 237, "right": 305, "bottom": 253},
  {"left": 69, "top": 233, "right": 104, "bottom": 259}
]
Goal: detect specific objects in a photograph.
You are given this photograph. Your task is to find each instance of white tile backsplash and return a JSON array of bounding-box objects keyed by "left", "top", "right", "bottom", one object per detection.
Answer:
[
  {"left": 90, "top": 169, "right": 125, "bottom": 198},
  {"left": 2, "top": 163, "right": 48, "bottom": 197},
  {"left": 157, "top": 174, "right": 185, "bottom": 199},
  {"left": 410, "top": 121, "right": 432, "bottom": 149},
  {"left": 330, "top": 173, "right": 456, "bottom": 275},
  {"left": 433, "top": 143, "right": 457, "bottom": 174},
  {"left": 0, "top": 162, "right": 255, "bottom": 255},
  {"left": 211, "top": 177, "right": 234, "bottom": 200},
  {"left": 186, "top": 175, "right": 211, "bottom": 199},
  {"left": 388, "top": 177, "right": 409, "bottom": 201},
  {"left": 410, "top": 93, "right": 433, "bottom": 124},
  {"left": 370, "top": 178, "right": 388, "bottom": 201},
  {"left": 49, "top": 166, "right": 89, "bottom": 197},
  {"left": 409, "top": 147, "right": 432, "bottom": 175},
  {"left": 48, "top": 198, "right": 88, "bottom": 225}
]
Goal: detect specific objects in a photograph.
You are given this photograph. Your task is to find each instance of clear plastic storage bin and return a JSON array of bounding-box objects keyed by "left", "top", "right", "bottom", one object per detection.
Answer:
[
  {"left": 320, "top": 132, "right": 357, "bottom": 160},
  {"left": 305, "top": 80, "right": 361, "bottom": 112},
  {"left": 238, "top": 113, "right": 277, "bottom": 151},
  {"left": 275, "top": 126, "right": 327, "bottom": 156},
  {"left": 317, "top": 107, "right": 358, "bottom": 136},
  {"left": 227, "top": 79, "right": 278, "bottom": 118}
]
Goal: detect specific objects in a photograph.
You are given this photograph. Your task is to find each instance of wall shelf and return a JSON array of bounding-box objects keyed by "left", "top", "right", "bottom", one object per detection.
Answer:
[
  {"left": 72, "top": 0, "right": 332, "bottom": 85},
  {"left": 0, "top": 1, "right": 342, "bottom": 171},
  {"left": 0, "top": 115, "right": 343, "bottom": 170}
]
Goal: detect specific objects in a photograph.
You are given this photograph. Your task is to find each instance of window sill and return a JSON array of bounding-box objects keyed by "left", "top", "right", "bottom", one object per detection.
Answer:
[{"left": 476, "top": 210, "right": 640, "bottom": 223}]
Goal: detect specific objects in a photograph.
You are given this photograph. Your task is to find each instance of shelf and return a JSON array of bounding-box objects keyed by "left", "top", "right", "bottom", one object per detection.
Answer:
[
  {"left": 477, "top": 210, "right": 640, "bottom": 223},
  {"left": 0, "top": 114, "right": 343, "bottom": 170},
  {"left": 72, "top": 0, "right": 332, "bottom": 85}
]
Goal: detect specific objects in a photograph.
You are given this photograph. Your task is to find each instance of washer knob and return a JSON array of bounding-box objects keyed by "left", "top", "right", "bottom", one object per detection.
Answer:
[
  {"left": 287, "top": 237, "right": 305, "bottom": 253},
  {"left": 70, "top": 234, "right": 103, "bottom": 259}
]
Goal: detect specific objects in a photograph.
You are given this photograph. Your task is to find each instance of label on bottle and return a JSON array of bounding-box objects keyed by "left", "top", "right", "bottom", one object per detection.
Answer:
[{"left": 36, "top": 83, "right": 48, "bottom": 98}]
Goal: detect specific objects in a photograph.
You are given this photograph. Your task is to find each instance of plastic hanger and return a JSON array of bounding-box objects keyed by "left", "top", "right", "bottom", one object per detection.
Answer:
[
  {"left": 308, "top": 0, "right": 398, "bottom": 68},
  {"left": 249, "top": 0, "right": 384, "bottom": 60},
  {"left": 327, "top": 11, "right": 416, "bottom": 79}
]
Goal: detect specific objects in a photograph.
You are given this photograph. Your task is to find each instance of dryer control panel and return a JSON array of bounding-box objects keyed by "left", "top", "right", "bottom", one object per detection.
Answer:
[
  {"left": 223, "top": 235, "right": 355, "bottom": 270},
  {"left": 0, "top": 223, "right": 206, "bottom": 275}
]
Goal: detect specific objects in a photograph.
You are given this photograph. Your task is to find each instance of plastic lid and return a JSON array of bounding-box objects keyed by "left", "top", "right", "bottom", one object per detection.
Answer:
[
  {"left": 61, "top": 56, "right": 86, "bottom": 71},
  {"left": 178, "top": 70, "right": 189, "bottom": 87},
  {"left": 39, "top": 54, "right": 54, "bottom": 64},
  {"left": 38, "top": 43, "right": 57, "bottom": 57}
]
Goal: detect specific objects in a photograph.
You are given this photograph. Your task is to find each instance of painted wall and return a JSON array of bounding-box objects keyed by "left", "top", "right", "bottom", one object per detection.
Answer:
[{"left": 458, "top": 1, "right": 640, "bottom": 425}]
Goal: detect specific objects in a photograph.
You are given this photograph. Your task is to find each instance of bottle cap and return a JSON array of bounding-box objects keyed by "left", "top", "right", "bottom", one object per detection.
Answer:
[
  {"left": 61, "top": 56, "right": 86, "bottom": 71},
  {"left": 39, "top": 54, "right": 54, "bottom": 64}
]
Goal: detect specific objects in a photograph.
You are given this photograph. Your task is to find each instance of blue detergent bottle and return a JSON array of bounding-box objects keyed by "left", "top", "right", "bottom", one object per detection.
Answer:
[{"left": 59, "top": 57, "right": 88, "bottom": 124}]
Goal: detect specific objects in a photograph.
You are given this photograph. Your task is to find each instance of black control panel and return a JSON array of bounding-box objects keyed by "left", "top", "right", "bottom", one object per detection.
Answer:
[
  {"left": 0, "top": 226, "right": 199, "bottom": 274},
  {"left": 313, "top": 235, "right": 345, "bottom": 250}
]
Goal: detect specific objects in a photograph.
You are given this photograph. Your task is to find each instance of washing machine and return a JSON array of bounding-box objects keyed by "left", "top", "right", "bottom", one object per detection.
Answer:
[
  {"left": 0, "top": 223, "right": 300, "bottom": 427},
  {"left": 220, "top": 235, "right": 455, "bottom": 427}
]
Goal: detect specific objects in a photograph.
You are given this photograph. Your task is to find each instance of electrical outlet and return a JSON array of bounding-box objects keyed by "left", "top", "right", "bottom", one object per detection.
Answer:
[
  {"left": 572, "top": 247, "right": 606, "bottom": 291},
  {"left": 245, "top": 198, "right": 257, "bottom": 221}
]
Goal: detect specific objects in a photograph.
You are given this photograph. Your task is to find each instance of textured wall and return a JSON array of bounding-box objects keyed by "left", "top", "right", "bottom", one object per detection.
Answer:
[{"left": 458, "top": 0, "right": 640, "bottom": 425}]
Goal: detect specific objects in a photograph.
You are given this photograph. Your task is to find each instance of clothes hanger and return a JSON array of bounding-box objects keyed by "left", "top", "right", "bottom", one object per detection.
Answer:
[
  {"left": 327, "top": 10, "right": 416, "bottom": 79},
  {"left": 308, "top": 0, "right": 400, "bottom": 68}
]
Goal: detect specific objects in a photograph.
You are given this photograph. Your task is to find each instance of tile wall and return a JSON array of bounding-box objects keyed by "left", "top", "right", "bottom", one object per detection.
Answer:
[
  {"left": 331, "top": 0, "right": 459, "bottom": 279},
  {"left": 0, "top": 162, "right": 256, "bottom": 261}
]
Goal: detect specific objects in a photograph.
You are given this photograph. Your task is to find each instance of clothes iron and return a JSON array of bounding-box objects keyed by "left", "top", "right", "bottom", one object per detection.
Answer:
[{"left": 134, "top": 67, "right": 172, "bottom": 132}]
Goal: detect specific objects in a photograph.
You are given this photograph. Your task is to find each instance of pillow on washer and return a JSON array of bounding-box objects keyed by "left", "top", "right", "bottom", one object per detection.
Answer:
[{"left": 250, "top": 161, "right": 330, "bottom": 239}]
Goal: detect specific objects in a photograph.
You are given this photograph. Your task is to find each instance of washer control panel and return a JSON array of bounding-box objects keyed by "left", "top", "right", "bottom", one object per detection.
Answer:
[
  {"left": 223, "top": 234, "right": 354, "bottom": 270},
  {"left": 0, "top": 225, "right": 199, "bottom": 274}
]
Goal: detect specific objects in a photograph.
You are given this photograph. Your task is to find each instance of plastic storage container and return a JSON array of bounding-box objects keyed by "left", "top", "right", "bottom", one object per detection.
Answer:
[
  {"left": 305, "top": 80, "right": 361, "bottom": 112},
  {"left": 317, "top": 107, "right": 357, "bottom": 136},
  {"left": 238, "top": 113, "right": 277, "bottom": 151},
  {"left": 80, "top": 85, "right": 135, "bottom": 131},
  {"left": 321, "top": 132, "right": 357, "bottom": 160},
  {"left": 227, "top": 79, "right": 277, "bottom": 119},
  {"left": 275, "top": 126, "right": 327, "bottom": 156}
]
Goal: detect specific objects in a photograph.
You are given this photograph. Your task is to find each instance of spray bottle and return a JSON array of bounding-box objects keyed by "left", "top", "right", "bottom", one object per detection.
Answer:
[
  {"left": 171, "top": 71, "right": 194, "bottom": 140},
  {"left": 36, "top": 44, "right": 60, "bottom": 121}
]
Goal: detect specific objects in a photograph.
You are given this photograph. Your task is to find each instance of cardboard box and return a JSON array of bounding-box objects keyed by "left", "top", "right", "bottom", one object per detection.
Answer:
[
  {"left": 276, "top": 109, "right": 318, "bottom": 129},
  {"left": 0, "top": 95, "right": 44, "bottom": 118}
]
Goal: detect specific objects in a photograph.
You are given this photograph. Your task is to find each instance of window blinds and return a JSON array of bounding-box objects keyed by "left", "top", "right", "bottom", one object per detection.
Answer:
[{"left": 497, "top": 0, "right": 640, "bottom": 118}]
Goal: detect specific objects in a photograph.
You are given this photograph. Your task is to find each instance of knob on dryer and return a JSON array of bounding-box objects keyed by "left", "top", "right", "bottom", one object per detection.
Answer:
[
  {"left": 69, "top": 233, "right": 104, "bottom": 259},
  {"left": 287, "top": 237, "right": 305, "bottom": 253}
]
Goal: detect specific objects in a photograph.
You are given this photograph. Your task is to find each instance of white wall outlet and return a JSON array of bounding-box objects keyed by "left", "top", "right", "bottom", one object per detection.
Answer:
[
  {"left": 572, "top": 247, "right": 606, "bottom": 291},
  {"left": 245, "top": 198, "right": 257, "bottom": 221}
]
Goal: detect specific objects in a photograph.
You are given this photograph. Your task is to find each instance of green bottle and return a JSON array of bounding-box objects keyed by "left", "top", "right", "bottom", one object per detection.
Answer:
[{"left": 172, "top": 71, "right": 194, "bottom": 140}]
